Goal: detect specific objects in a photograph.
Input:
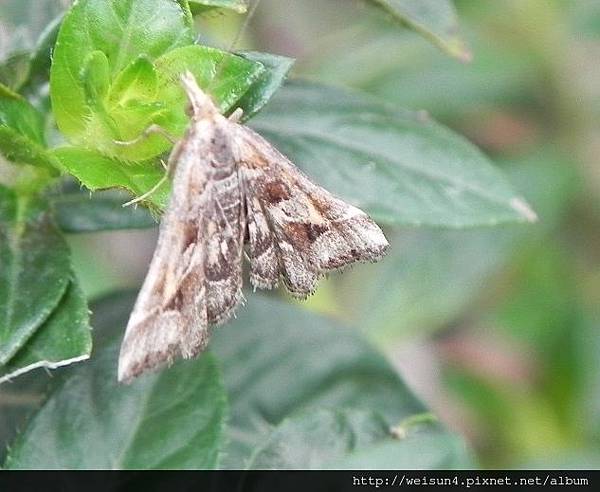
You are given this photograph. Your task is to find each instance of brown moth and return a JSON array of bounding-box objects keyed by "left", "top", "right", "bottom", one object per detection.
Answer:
[{"left": 118, "top": 71, "right": 389, "bottom": 382}]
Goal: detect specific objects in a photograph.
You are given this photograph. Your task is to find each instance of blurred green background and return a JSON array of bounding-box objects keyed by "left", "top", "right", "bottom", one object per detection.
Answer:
[{"left": 1, "top": 0, "right": 599, "bottom": 469}]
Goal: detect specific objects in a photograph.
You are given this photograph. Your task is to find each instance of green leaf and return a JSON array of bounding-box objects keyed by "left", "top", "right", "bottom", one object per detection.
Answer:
[
  {"left": 0, "top": 291, "right": 139, "bottom": 462},
  {"left": 50, "top": 0, "right": 194, "bottom": 139},
  {"left": 366, "top": 0, "right": 471, "bottom": 61},
  {"left": 0, "top": 13, "right": 64, "bottom": 98},
  {"left": 0, "top": 52, "right": 31, "bottom": 91},
  {"left": 0, "top": 368, "right": 58, "bottom": 464},
  {"left": 236, "top": 51, "right": 295, "bottom": 121},
  {"left": 0, "top": 186, "right": 71, "bottom": 364},
  {"left": 342, "top": 150, "right": 578, "bottom": 344},
  {"left": 250, "top": 81, "right": 537, "bottom": 227},
  {"left": 0, "top": 279, "right": 92, "bottom": 383},
  {"left": 352, "top": 229, "right": 513, "bottom": 344},
  {"left": 154, "top": 46, "right": 265, "bottom": 116},
  {"left": 4, "top": 322, "right": 227, "bottom": 469},
  {"left": 210, "top": 296, "right": 427, "bottom": 468},
  {"left": 51, "top": 147, "right": 169, "bottom": 209},
  {"left": 307, "top": 25, "right": 533, "bottom": 120},
  {"left": 78, "top": 45, "right": 265, "bottom": 162},
  {"left": 50, "top": 0, "right": 265, "bottom": 163},
  {"left": 189, "top": 0, "right": 248, "bottom": 14},
  {"left": 0, "top": 85, "right": 58, "bottom": 173},
  {"left": 51, "top": 186, "right": 155, "bottom": 233},
  {"left": 247, "top": 408, "right": 390, "bottom": 469},
  {"left": 81, "top": 50, "right": 111, "bottom": 108},
  {"left": 109, "top": 56, "right": 158, "bottom": 105},
  {"left": 126, "top": 44, "right": 264, "bottom": 160},
  {"left": 11, "top": 291, "right": 470, "bottom": 469},
  {"left": 0, "top": 85, "right": 42, "bottom": 140},
  {"left": 330, "top": 426, "right": 475, "bottom": 469},
  {"left": 0, "top": 130, "right": 56, "bottom": 177},
  {"left": 247, "top": 409, "right": 473, "bottom": 469},
  {"left": 62, "top": 49, "right": 262, "bottom": 169}
]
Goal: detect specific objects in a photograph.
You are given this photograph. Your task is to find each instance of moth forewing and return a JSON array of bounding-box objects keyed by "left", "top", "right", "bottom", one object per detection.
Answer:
[
  {"left": 118, "top": 73, "right": 245, "bottom": 383},
  {"left": 118, "top": 72, "right": 388, "bottom": 382},
  {"left": 235, "top": 124, "right": 389, "bottom": 297}
]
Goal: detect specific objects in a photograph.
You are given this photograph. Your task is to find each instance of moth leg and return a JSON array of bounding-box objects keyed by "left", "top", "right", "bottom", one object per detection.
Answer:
[
  {"left": 122, "top": 172, "right": 168, "bottom": 208},
  {"left": 114, "top": 124, "right": 178, "bottom": 146},
  {"left": 228, "top": 108, "right": 244, "bottom": 123}
]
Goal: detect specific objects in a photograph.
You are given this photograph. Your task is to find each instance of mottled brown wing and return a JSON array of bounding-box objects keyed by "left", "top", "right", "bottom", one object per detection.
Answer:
[
  {"left": 118, "top": 118, "right": 245, "bottom": 383},
  {"left": 236, "top": 125, "right": 389, "bottom": 298}
]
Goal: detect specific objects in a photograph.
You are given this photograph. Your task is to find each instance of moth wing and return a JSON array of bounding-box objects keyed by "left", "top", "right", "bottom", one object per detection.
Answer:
[
  {"left": 118, "top": 158, "right": 245, "bottom": 383},
  {"left": 236, "top": 125, "right": 389, "bottom": 298},
  {"left": 118, "top": 201, "right": 208, "bottom": 383}
]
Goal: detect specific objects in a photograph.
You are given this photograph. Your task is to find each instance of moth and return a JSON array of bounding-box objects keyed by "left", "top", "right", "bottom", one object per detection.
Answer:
[{"left": 118, "top": 71, "right": 389, "bottom": 382}]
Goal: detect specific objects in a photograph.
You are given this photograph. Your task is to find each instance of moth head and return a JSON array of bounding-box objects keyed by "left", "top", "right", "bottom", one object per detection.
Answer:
[{"left": 180, "top": 70, "right": 218, "bottom": 120}]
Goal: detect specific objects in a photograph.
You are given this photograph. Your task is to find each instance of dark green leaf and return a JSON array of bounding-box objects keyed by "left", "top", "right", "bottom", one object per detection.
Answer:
[
  {"left": 0, "top": 84, "right": 58, "bottom": 172},
  {"left": 236, "top": 51, "right": 295, "bottom": 120},
  {"left": 0, "top": 186, "right": 71, "bottom": 364},
  {"left": 343, "top": 229, "right": 509, "bottom": 344},
  {"left": 0, "top": 279, "right": 92, "bottom": 383},
  {"left": 247, "top": 408, "right": 473, "bottom": 469},
  {"left": 250, "top": 81, "right": 536, "bottom": 227},
  {"left": 1, "top": 84, "right": 52, "bottom": 145},
  {"left": 247, "top": 408, "right": 390, "bottom": 469},
  {"left": 0, "top": 290, "right": 142, "bottom": 462},
  {"left": 0, "top": 52, "right": 31, "bottom": 91},
  {"left": 4, "top": 321, "right": 227, "bottom": 469},
  {"left": 307, "top": 26, "right": 534, "bottom": 119},
  {"left": 342, "top": 150, "right": 579, "bottom": 344},
  {"left": 211, "top": 296, "right": 426, "bottom": 468},
  {"left": 51, "top": 187, "right": 155, "bottom": 233},
  {"left": 0, "top": 369, "right": 52, "bottom": 464},
  {"left": 51, "top": 147, "right": 169, "bottom": 209},
  {"left": 0, "top": 129, "right": 57, "bottom": 176},
  {"left": 330, "top": 426, "right": 475, "bottom": 469},
  {"left": 13, "top": 291, "right": 469, "bottom": 470},
  {"left": 366, "top": 0, "right": 471, "bottom": 61}
]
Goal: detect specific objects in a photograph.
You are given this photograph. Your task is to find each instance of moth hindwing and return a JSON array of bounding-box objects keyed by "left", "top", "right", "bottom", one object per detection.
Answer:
[{"left": 117, "top": 71, "right": 389, "bottom": 382}]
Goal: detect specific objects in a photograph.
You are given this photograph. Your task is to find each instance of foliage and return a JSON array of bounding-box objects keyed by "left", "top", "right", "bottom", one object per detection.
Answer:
[
  {"left": 3, "top": 0, "right": 585, "bottom": 470},
  {"left": 3, "top": 293, "right": 473, "bottom": 469}
]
